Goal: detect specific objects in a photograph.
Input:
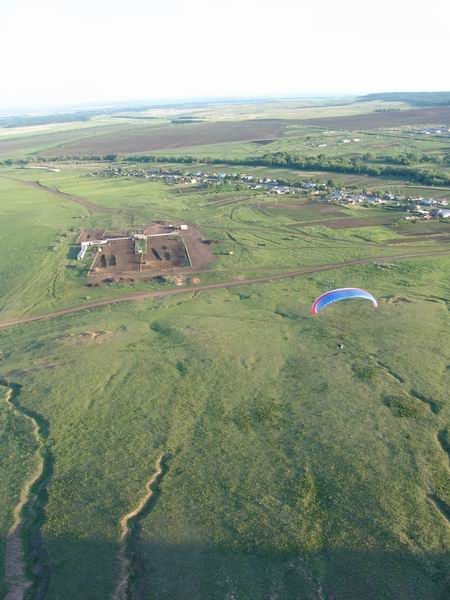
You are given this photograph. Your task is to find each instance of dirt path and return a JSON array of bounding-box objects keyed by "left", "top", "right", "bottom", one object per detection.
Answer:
[
  {"left": 112, "top": 453, "right": 170, "bottom": 600},
  {"left": 0, "top": 249, "right": 449, "bottom": 331},
  {"left": 1, "top": 382, "right": 51, "bottom": 600},
  {"left": 0, "top": 175, "right": 114, "bottom": 214},
  {"left": 34, "top": 181, "right": 114, "bottom": 213}
]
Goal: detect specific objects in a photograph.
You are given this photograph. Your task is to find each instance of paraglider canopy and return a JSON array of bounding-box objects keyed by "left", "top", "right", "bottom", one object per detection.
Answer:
[{"left": 311, "top": 287, "right": 378, "bottom": 316}]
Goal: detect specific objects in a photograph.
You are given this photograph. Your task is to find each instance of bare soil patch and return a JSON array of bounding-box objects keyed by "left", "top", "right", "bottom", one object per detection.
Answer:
[
  {"left": 86, "top": 224, "right": 214, "bottom": 284},
  {"left": 296, "top": 106, "right": 450, "bottom": 130},
  {"left": 388, "top": 234, "right": 450, "bottom": 244},
  {"left": 39, "top": 120, "right": 293, "bottom": 156},
  {"left": 0, "top": 130, "right": 86, "bottom": 156},
  {"left": 384, "top": 295, "right": 412, "bottom": 304},
  {"left": 288, "top": 212, "right": 398, "bottom": 229},
  {"left": 392, "top": 222, "right": 450, "bottom": 236},
  {"left": 323, "top": 216, "right": 400, "bottom": 229},
  {"left": 60, "top": 330, "right": 110, "bottom": 344},
  {"left": 91, "top": 237, "right": 189, "bottom": 274}
]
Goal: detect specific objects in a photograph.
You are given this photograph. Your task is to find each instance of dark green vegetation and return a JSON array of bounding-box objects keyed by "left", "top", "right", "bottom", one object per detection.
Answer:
[
  {"left": 107, "top": 151, "right": 450, "bottom": 187},
  {"left": 0, "top": 96, "right": 449, "bottom": 599}
]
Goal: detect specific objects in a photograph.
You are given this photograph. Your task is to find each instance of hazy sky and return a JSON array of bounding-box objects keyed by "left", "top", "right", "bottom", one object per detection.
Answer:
[{"left": 1, "top": 0, "right": 449, "bottom": 111}]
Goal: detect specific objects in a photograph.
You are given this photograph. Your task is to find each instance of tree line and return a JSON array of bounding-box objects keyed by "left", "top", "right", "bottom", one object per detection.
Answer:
[
  {"left": 119, "top": 152, "right": 450, "bottom": 187},
  {"left": 4, "top": 151, "right": 450, "bottom": 187}
]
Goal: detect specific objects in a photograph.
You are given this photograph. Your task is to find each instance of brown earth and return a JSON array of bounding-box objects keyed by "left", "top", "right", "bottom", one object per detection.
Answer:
[
  {"left": 3, "top": 107, "right": 450, "bottom": 160},
  {"left": 392, "top": 222, "right": 450, "bottom": 236},
  {"left": 295, "top": 106, "right": 450, "bottom": 130},
  {"left": 87, "top": 226, "right": 214, "bottom": 283},
  {"left": 1, "top": 249, "right": 449, "bottom": 330},
  {"left": 76, "top": 229, "right": 107, "bottom": 244},
  {"left": 39, "top": 120, "right": 293, "bottom": 156},
  {"left": 0, "top": 131, "right": 84, "bottom": 156},
  {"left": 0, "top": 124, "right": 130, "bottom": 156},
  {"left": 384, "top": 296, "right": 412, "bottom": 304},
  {"left": 308, "top": 216, "right": 400, "bottom": 229},
  {"left": 90, "top": 236, "right": 190, "bottom": 275},
  {"left": 388, "top": 234, "right": 450, "bottom": 244}
]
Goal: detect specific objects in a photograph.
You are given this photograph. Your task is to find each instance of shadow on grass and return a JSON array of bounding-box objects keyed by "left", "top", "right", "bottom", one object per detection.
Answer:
[
  {"left": 2, "top": 534, "right": 448, "bottom": 600},
  {"left": 66, "top": 246, "right": 80, "bottom": 260}
]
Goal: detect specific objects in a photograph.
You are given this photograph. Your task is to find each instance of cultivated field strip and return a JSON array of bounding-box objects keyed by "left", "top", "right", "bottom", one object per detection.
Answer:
[
  {"left": 294, "top": 105, "right": 450, "bottom": 130},
  {"left": 0, "top": 249, "right": 449, "bottom": 330},
  {"left": 38, "top": 120, "right": 292, "bottom": 156},
  {"left": 1, "top": 381, "right": 52, "bottom": 600},
  {"left": 112, "top": 453, "right": 170, "bottom": 600}
]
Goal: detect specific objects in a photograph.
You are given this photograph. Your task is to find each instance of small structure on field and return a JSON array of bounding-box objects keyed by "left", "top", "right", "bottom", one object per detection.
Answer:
[{"left": 75, "top": 222, "right": 214, "bottom": 283}]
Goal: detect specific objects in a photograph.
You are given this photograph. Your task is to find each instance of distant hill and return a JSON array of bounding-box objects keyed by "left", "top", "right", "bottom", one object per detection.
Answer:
[{"left": 359, "top": 92, "right": 450, "bottom": 107}]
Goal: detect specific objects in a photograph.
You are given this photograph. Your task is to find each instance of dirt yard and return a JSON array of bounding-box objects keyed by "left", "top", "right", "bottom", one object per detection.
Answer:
[{"left": 86, "top": 224, "right": 214, "bottom": 283}]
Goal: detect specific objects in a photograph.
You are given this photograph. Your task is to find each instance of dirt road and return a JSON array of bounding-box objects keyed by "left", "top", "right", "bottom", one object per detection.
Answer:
[{"left": 0, "top": 249, "right": 448, "bottom": 330}]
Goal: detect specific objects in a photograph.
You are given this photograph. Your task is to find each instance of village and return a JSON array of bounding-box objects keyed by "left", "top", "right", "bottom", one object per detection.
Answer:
[
  {"left": 92, "top": 165, "right": 450, "bottom": 221},
  {"left": 407, "top": 125, "right": 450, "bottom": 137}
]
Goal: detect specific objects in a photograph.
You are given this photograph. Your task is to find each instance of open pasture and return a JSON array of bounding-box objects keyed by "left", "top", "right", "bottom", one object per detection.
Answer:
[
  {"left": 0, "top": 175, "right": 85, "bottom": 319},
  {"left": 0, "top": 255, "right": 449, "bottom": 599},
  {"left": 1, "top": 96, "right": 450, "bottom": 599}
]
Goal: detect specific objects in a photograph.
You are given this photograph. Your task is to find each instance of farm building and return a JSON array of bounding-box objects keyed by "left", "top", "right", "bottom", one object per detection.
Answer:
[{"left": 74, "top": 222, "right": 214, "bottom": 282}]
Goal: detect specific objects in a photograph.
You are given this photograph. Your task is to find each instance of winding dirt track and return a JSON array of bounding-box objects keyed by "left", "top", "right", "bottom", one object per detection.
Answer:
[
  {"left": 2, "top": 176, "right": 112, "bottom": 213},
  {"left": 112, "top": 454, "right": 169, "bottom": 600},
  {"left": 0, "top": 249, "right": 449, "bottom": 330},
  {"left": 1, "top": 383, "right": 48, "bottom": 600}
]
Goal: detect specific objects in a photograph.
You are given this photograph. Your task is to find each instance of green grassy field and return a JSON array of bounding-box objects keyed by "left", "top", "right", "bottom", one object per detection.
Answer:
[
  {"left": 1, "top": 257, "right": 449, "bottom": 599},
  {"left": 1, "top": 167, "right": 447, "bottom": 321},
  {"left": 0, "top": 97, "right": 449, "bottom": 599}
]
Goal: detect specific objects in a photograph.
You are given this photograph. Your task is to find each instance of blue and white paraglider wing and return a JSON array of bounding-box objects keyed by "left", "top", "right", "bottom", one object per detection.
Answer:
[{"left": 311, "top": 287, "right": 378, "bottom": 316}]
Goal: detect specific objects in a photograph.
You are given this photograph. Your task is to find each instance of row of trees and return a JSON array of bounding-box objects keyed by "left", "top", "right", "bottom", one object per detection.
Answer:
[
  {"left": 4, "top": 150, "right": 450, "bottom": 187},
  {"left": 360, "top": 152, "right": 450, "bottom": 166},
  {"left": 120, "top": 152, "right": 450, "bottom": 187}
]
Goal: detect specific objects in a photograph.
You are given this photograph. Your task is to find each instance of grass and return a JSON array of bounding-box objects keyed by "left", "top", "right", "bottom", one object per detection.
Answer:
[
  {"left": 0, "top": 167, "right": 447, "bottom": 322},
  {"left": 0, "top": 176, "right": 85, "bottom": 319},
  {"left": 0, "top": 100, "right": 449, "bottom": 599},
  {"left": 0, "top": 256, "right": 449, "bottom": 598}
]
